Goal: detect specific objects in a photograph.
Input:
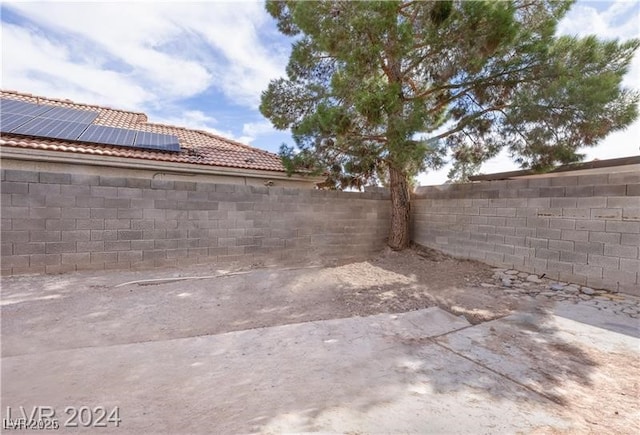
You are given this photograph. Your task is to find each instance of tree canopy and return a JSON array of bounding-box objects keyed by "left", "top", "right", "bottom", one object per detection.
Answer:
[{"left": 260, "top": 0, "right": 639, "bottom": 248}]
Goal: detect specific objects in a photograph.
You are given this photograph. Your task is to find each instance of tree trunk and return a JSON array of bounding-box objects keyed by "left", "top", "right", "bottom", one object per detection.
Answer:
[{"left": 388, "top": 165, "right": 411, "bottom": 250}]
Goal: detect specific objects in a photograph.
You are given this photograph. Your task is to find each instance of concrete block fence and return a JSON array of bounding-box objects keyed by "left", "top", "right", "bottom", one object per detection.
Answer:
[
  {"left": 0, "top": 169, "right": 390, "bottom": 276},
  {"left": 412, "top": 172, "right": 640, "bottom": 295},
  {"left": 2, "top": 167, "right": 639, "bottom": 296}
]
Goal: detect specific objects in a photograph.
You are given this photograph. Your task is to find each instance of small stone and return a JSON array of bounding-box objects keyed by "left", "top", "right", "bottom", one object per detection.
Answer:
[
  {"left": 526, "top": 274, "right": 542, "bottom": 283},
  {"left": 517, "top": 272, "right": 529, "bottom": 279},
  {"left": 563, "top": 286, "right": 579, "bottom": 294},
  {"left": 502, "top": 278, "right": 513, "bottom": 287},
  {"left": 505, "top": 270, "right": 519, "bottom": 275},
  {"left": 579, "top": 294, "right": 592, "bottom": 300},
  {"left": 550, "top": 283, "right": 565, "bottom": 291},
  {"left": 580, "top": 287, "right": 595, "bottom": 295},
  {"left": 480, "top": 283, "right": 496, "bottom": 288}
]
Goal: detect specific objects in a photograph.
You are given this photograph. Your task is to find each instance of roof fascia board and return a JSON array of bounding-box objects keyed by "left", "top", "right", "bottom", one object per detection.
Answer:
[{"left": 0, "top": 146, "right": 323, "bottom": 183}]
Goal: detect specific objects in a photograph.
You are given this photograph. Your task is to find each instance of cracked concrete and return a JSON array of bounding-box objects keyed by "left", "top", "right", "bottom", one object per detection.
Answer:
[{"left": 2, "top": 258, "right": 639, "bottom": 433}]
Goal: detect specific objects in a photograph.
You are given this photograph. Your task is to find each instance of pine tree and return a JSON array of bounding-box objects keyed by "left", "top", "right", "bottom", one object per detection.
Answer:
[{"left": 260, "top": 0, "right": 639, "bottom": 250}]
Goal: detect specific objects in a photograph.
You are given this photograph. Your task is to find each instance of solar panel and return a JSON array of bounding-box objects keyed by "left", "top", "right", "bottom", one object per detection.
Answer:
[
  {"left": 78, "top": 125, "right": 136, "bottom": 146},
  {"left": 1, "top": 98, "right": 180, "bottom": 152},
  {"left": 0, "top": 113, "right": 36, "bottom": 133},
  {"left": 134, "top": 131, "right": 180, "bottom": 152},
  {"left": 12, "top": 118, "right": 90, "bottom": 141},
  {"left": 38, "top": 106, "right": 98, "bottom": 124},
  {"left": 0, "top": 98, "right": 54, "bottom": 117}
]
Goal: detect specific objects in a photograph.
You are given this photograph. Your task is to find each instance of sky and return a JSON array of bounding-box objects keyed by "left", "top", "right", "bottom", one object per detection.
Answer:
[{"left": 1, "top": 0, "right": 639, "bottom": 186}]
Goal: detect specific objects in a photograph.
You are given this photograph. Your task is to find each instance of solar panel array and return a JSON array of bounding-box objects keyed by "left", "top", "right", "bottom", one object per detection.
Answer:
[{"left": 0, "top": 98, "right": 180, "bottom": 152}]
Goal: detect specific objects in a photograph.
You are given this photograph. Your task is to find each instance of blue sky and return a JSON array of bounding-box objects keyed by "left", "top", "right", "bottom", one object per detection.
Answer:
[{"left": 1, "top": 0, "right": 638, "bottom": 185}]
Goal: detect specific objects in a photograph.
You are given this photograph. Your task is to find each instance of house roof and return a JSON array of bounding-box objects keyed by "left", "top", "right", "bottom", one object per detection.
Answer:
[
  {"left": 0, "top": 90, "right": 286, "bottom": 173},
  {"left": 468, "top": 156, "right": 640, "bottom": 182}
]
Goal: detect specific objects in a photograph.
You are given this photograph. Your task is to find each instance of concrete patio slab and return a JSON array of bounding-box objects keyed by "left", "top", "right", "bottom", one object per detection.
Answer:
[{"left": 2, "top": 307, "right": 574, "bottom": 434}]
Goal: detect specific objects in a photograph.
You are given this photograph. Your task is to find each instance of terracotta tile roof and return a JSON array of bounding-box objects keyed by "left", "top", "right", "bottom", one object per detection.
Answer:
[{"left": 0, "top": 90, "right": 286, "bottom": 173}]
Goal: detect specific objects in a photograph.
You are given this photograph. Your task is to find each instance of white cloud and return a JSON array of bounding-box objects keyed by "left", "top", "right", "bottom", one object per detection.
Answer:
[
  {"left": 2, "top": 1, "right": 287, "bottom": 110},
  {"left": 242, "top": 121, "right": 277, "bottom": 138}
]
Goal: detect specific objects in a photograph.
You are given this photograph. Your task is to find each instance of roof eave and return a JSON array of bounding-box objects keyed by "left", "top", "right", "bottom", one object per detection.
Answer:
[{"left": 0, "top": 145, "right": 324, "bottom": 183}]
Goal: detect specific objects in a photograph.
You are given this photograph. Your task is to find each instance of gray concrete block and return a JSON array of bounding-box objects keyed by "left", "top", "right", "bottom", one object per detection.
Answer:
[
  {"left": 546, "top": 260, "right": 574, "bottom": 273},
  {"left": 11, "top": 193, "right": 46, "bottom": 207},
  {"left": 1, "top": 182, "right": 29, "bottom": 194},
  {"left": 126, "top": 178, "right": 152, "bottom": 189},
  {"left": 90, "top": 230, "right": 118, "bottom": 241},
  {"left": 91, "top": 186, "right": 119, "bottom": 198},
  {"left": 1, "top": 231, "right": 28, "bottom": 243},
  {"left": 607, "top": 196, "right": 640, "bottom": 208},
  {"left": 174, "top": 181, "right": 197, "bottom": 191},
  {"left": 605, "top": 220, "right": 640, "bottom": 233},
  {"left": 561, "top": 230, "right": 589, "bottom": 242},
  {"left": 62, "top": 230, "right": 91, "bottom": 242},
  {"left": 142, "top": 209, "right": 165, "bottom": 220},
  {"left": 117, "top": 230, "right": 143, "bottom": 240},
  {"left": 131, "top": 240, "right": 155, "bottom": 251},
  {"left": 76, "top": 241, "right": 104, "bottom": 252},
  {"left": 549, "top": 218, "right": 576, "bottom": 230},
  {"left": 45, "top": 195, "right": 76, "bottom": 207},
  {"left": 45, "top": 242, "right": 76, "bottom": 254},
  {"left": 590, "top": 208, "right": 622, "bottom": 220},
  {"left": 70, "top": 174, "right": 100, "bottom": 186},
  {"left": 90, "top": 208, "right": 118, "bottom": 219},
  {"left": 573, "top": 263, "right": 603, "bottom": 279},
  {"left": 29, "top": 254, "right": 61, "bottom": 267},
  {"left": 594, "top": 184, "right": 626, "bottom": 196},
  {"left": 2, "top": 255, "right": 29, "bottom": 268},
  {"left": 99, "top": 176, "right": 127, "bottom": 187},
  {"left": 575, "top": 220, "right": 605, "bottom": 232},
  {"left": 604, "top": 244, "right": 638, "bottom": 259},
  {"left": 559, "top": 251, "right": 588, "bottom": 264},
  {"left": 619, "top": 258, "right": 640, "bottom": 272},
  {"left": 29, "top": 230, "right": 61, "bottom": 242},
  {"left": 5, "top": 170, "right": 39, "bottom": 183},
  {"left": 621, "top": 233, "right": 640, "bottom": 247},
  {"left": 91, "top": 252, "right": 119, "bottom": 264},
  {"left": 76, "top": 196, "right": 105, "bottom": 208},
  {"left": 105, "top": 241, "right": 131, "bottom": 251},
  {"left": 536, "top": 228, "right": 562, "bottom": 240},
  {"left": 117, "top": 187, "right": 143, "bottom": 199},
  {"left": 118, "top": 209, "right": 143, "bottom": 219},
  {"left": 622, "top": 208, "right": 640, "bottom": 221},
  {"left": 534, "top": 248, "right": 560, "bottom": 260},
  {"left": 46, "top": 219, "right": 76, "bottom": 231},
  {"left": 548, "top": 239, "right": 574, "bottom": 252},
  {"left": 14, "top": 243, "right": 46, "bottom": 255},
  {"left": 62, "top": 207, "right": 91, "bottom": 219},
  {"left": 574, "top": 241, "right": 605, "bottom": 255},
  {"left": 577, "top": 197, "right": 608, "bottom": 208},
  {"left": 603, "top": 268, "right": 637, "bottom": 285},
  {"left": 2, "top": 206, "right": 29, "bottom": 219},
  {"left": 39, "top": 172, "right": 71, "bottom": 184},
  {"left": 60, "top": 185, "right": 92, "bottom": 196},
  {"left": 562, "top": 208, "right": 590, "bottom": 219},
  {"left": 589, "top": 231, "right": 621, "bottom": 244},
  {"left": 539, "top": 187, "right": 565, "bottom": 197},
  {"left": 526, "top": 217, "right": 549, "bottom": 228},
  {"left": 76, "top": 219, "right": 105, "bottom": 230},
  {"left": 577, "top": 173, "right": 609, "bottom": 185},
  {"left": 564, "top": 186, "right": 594, "bottom": 197},
  {"left": 13, "top": 218, "right": 46, "bottom": 230},
  {"left": 609, "top": 172, "right": 640, "bottom": 184},
  {"left": 628, "top": 184, "right": 640, "bottom": 196},
  {"left": 61, "top": 252, "right": 91, "bottom": 265}
]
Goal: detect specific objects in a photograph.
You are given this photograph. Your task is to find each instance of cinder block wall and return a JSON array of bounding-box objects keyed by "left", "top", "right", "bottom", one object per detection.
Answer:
[
  {"left": 1, "top": 169, "right": 390, "bottom": 275},
  {"left": 412, "top": 172, "right": 640, "bottom": 295}
]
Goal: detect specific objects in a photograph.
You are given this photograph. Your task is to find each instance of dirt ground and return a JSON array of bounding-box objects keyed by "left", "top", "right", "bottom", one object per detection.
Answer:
[{"left": 2, "top": 246, "right": 639, "bottom": 433}]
